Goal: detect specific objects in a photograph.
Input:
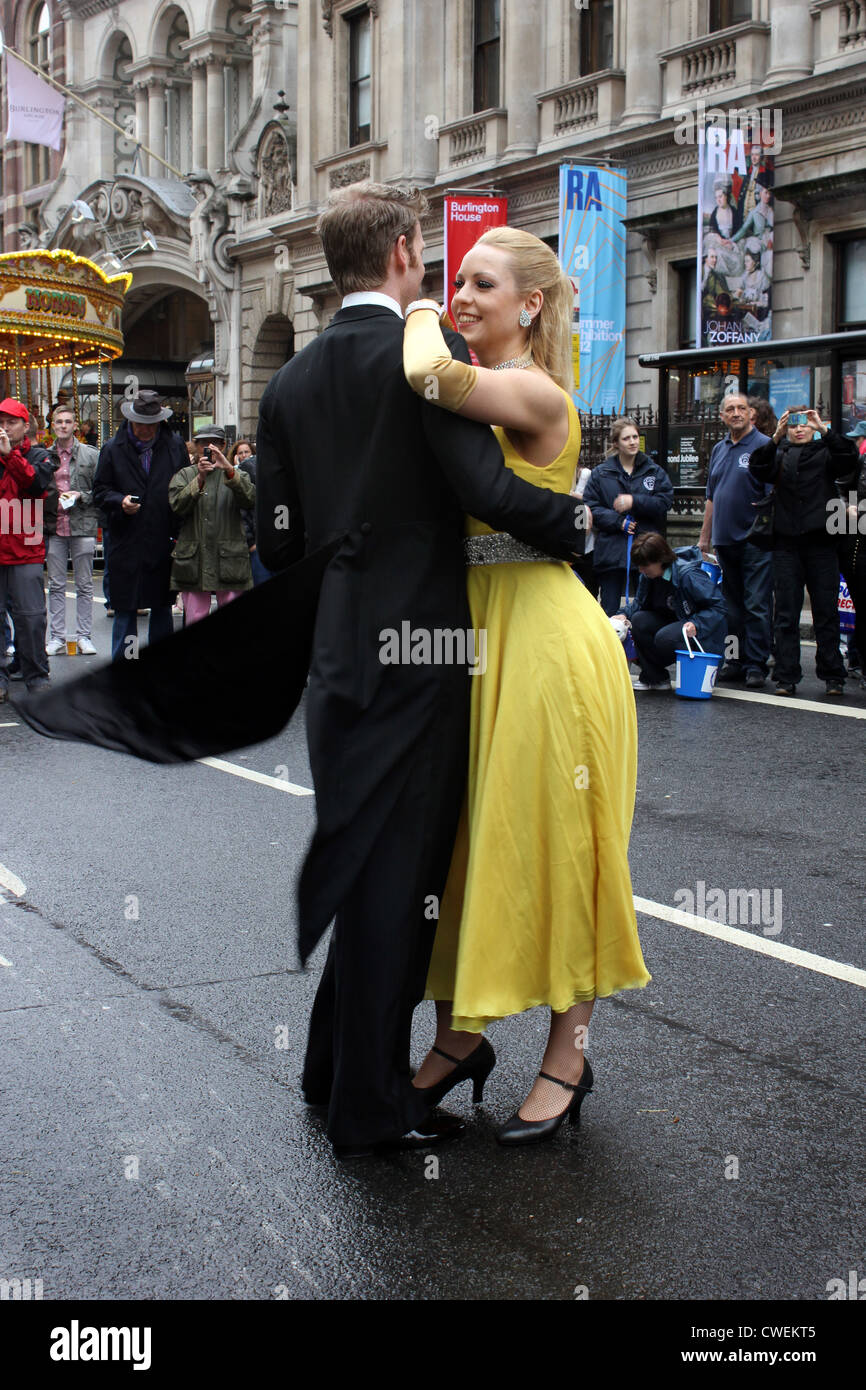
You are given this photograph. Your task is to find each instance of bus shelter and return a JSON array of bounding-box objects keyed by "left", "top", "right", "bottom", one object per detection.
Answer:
[
  {"left": 638, "top": 331, "right": 866, "bottom": 500},
  {"left": 0, "top": 249, "right": 130, "bottom": 443}
]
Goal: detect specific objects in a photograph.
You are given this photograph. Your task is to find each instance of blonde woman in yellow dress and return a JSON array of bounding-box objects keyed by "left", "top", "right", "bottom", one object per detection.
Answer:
[{"left": 402, "top": 227, "right": 650, "bottom": 1145}]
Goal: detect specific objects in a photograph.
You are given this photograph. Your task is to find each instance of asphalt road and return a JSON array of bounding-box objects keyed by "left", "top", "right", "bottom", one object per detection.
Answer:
[{"left": 1, "top": 593, "right": 864, "bottom": 1304}]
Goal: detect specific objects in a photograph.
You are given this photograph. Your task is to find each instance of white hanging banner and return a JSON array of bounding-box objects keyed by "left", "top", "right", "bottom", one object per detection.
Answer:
[{"left": 5, "top": 51, "right": 65, "bottom": 151}]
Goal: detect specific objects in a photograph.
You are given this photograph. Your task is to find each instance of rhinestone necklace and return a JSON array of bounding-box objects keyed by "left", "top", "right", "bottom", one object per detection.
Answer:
[{"left": 492, "top": 355, "right": 533, "bottom": 371}]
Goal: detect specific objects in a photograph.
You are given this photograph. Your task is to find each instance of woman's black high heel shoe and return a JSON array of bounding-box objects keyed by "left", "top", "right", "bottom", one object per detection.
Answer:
[
  {"left": 414, "top": 1037, "right": 496, "bottom": 1107},
  {"left": 496, "top": 1058, "right": 593, "bottom": 1146}
]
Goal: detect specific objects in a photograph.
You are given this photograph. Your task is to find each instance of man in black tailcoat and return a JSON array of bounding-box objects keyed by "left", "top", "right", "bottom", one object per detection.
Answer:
[{"left": 256, "top": 182, "right": 591, "bottom": 1158}]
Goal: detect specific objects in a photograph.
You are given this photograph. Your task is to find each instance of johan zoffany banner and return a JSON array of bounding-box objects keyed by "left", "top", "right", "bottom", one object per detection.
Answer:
[
  {"left": 557, "top": 164, "right": 627, "bottom": 413},
  {"left": 443, "top": 195, "right": 507, "bottom": 329},
  {"left": 697, "top": 125, "right": 775, "bottom": 348}
]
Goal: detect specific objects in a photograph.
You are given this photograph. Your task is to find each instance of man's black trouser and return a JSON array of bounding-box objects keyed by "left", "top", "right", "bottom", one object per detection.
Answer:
[{"left": 301, "top": 709, "right": 468, "bottom": 1149}]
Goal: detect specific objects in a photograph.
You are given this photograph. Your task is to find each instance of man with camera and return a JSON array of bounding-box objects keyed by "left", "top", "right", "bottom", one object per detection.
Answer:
[
  {"left": 168, "top": 426, "right": 255, "bottom": 622},
  {"left": 0, "top": 397, "right": 53, "bottom": 698}
]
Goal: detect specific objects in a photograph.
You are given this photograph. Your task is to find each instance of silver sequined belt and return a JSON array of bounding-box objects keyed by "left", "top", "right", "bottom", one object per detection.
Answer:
[{"left": 463, "top": 533, "right": 559, "bottom": 566}]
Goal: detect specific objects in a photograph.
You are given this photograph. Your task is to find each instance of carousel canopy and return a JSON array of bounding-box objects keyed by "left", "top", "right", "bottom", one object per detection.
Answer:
[{"left": 0, "top": 248, "right": 131, "bottom": 370}]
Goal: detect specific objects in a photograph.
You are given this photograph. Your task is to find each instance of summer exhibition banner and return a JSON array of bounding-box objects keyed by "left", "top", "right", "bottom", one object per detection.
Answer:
[
  {"left": 443, "top": 195, "right": 508, "bottom": 330},
  {"left": 697, "top": 128, "right": 775, "bottom": 348},
  {"left": 557, "top": 164, "right": 627, "bottom": 414}
]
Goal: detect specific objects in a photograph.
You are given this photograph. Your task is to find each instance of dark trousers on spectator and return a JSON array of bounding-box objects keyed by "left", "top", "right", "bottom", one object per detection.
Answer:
[
  {"left": 630, "top": 611, "right": 683, "bottom": 684},
  {"left": 772, "top": 533, "right": 845, "bottom": 686},
  {"left": 715, "top": 540, "right": 772, "bottom": 674},
  {"left": 101, "top": 529, "right": 111, "bottom": 609},
  {"left": 838, "top": 535, "right": 865, "bottom": 673},
  {"left": 598, "top": 566, "right": 637, "bottom": 616},
  {"left": 0, "top": 563, "right": 48, "bottom": 689},
  {"left": 111, "top": 606, "right": 174, "bottom": 662}
]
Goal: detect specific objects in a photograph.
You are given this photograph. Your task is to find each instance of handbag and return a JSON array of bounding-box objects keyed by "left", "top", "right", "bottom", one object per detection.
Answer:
[{"left": 746, "top": 452, "right": 786, "bottom": 550}]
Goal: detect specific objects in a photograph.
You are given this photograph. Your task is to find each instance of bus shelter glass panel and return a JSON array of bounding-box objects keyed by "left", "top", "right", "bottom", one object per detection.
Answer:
[
  {"left": 841, "top": 358, "right": 866, "bottom": 437},
  {"left": 666, "top": 361, "right": 738, "bottom": 487},
  {"left": 747, "top": 350, "right": 832, "bottom": 423}
]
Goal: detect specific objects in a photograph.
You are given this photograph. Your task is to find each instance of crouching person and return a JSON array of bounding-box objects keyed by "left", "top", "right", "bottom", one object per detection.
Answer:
[{"left": 620, "top": 533, "right": 728, "bottom": 691}]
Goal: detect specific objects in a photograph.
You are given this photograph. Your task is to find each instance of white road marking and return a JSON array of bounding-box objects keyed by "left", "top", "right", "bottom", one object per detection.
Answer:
[
  {"left": 0, "top": 864, "right": 26, "bottom": 898},
  {"left": 0, "top": 722, "right": 19, "bottom": 727},
  {"left": 634, "top": 896, "right": 866, "bottom": 989},
  {"left": 198, "top": 756, "right": 313, "bottom": 797},
  {"left": 0, "top": 955, "right": 13, "bottom": 968},
  {"left": 711, "top": 688, "right": 866, "bottom": 718}
]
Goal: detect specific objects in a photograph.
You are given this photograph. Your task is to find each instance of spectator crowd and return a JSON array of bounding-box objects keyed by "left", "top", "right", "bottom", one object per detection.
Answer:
[{"left": 0, "top": 385, "right": 863, "bottom": 702}]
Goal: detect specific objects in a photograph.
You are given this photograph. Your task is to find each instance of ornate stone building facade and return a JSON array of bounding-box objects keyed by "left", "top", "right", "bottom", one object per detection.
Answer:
[{"left": 2, "top": 0, "right": 865, "bottom": 441}]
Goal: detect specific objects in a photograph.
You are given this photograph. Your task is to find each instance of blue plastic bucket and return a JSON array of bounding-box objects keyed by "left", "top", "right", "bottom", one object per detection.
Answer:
[
  {"left": 700, "top": 559, "right": 723, "bottom": 586},
  {"left": 675, "top": 629, "right": 723, "bottom": 699}
]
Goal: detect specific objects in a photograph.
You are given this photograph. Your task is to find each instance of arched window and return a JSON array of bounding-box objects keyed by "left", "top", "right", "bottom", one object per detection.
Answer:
[
  {"left": 29, "top": 2, "right": 51, "bottom": 70},
  {"left": 27, "top": 3, "right": 53, "bottom": 184}
]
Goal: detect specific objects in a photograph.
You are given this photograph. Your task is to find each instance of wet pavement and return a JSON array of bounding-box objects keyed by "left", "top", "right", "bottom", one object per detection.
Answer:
[{"left": 1, "top": 597, "right": 864, "bottom": 1306}]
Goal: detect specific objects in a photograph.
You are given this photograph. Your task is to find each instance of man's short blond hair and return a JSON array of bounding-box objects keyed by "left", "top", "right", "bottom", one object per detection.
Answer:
[
  {"left": 51, "top": 404, "right": 76, "bottom": 422},
  {"left": 316, "top": 180, "right": 428, "bottom": 296}
]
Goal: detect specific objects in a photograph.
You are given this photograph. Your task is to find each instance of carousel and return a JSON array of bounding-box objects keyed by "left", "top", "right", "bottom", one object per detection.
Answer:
[{"left": 0, "top": 248, "right": 130, "bottom": 443}]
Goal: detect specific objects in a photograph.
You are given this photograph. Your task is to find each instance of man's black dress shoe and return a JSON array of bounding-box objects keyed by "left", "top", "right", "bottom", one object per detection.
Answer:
[{"left": 333, "top": 1109, "right": 466, "bottom": 1160}]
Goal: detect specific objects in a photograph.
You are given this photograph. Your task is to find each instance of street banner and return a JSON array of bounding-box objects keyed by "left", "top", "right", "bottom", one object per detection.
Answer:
[
  {"left": 557, "top": 164, "right": 627, "bottom": 413},
  {"left": 443, "top": 195, "right": 507, "bottom": 329},
  {"left": 5, "top": 51, "right": 65, "bottom": 150},
  {"left": 697, "top": 125, "right": 775, "bottom": 348}
]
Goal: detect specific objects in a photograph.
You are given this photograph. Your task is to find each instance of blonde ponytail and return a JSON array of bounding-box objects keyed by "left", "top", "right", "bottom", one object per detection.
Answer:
[{"left": 477, "top": 226, "right": 574, "bottom": 393}]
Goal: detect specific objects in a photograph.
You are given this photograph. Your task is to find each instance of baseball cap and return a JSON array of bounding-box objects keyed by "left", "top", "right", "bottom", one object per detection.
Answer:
[{"left": 0, "top": 398, "right": 30, "bottom": 422}]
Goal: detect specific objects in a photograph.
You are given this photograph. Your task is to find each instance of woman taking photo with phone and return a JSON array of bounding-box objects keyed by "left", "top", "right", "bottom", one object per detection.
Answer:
[
  {"left": 749, "top": 406, "right": 858, "bottom": 696},
  {"left": 168, "top": 426, "right": 256, "bottom": 623}
]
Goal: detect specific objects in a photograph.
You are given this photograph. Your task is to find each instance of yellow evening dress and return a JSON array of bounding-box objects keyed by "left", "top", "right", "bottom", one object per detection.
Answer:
[{"left": 426, "top": 391, "right": 651, "bottom": 1030}]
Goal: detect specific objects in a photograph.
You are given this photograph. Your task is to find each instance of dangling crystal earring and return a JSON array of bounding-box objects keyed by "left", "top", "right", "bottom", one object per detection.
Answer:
[{"left": 519, "top": 308, "right": 532, "bottom": 328}]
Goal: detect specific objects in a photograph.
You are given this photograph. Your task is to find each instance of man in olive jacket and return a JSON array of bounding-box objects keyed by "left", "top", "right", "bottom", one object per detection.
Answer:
[{"left": 169, "top": 425, "right": 255, "bottom": 622}]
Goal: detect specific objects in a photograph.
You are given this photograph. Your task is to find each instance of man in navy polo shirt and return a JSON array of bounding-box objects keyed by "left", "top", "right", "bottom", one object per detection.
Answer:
[{"left": 698, "top": 392, "right": 772, "bottom": 687}]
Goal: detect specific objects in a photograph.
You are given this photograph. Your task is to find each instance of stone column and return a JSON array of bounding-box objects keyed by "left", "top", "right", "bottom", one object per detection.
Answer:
[
  {"left": 207, "top": 60, "right": 226, "bottom": 172},
  {"left": 147, "top": 79, "right": 167, "bottom": 177},
  {"left": 620, "top": 0, "right": 662, "bottom": 126},
  {"left": 133, "top": 82, "right": 149, "bottom": 169},
  {"left": 765, "top": 0, "right": 813, "bottom": 83},
  {"left": 502, "top": 0, "right": 541, "bottom": 159},
  {"left": 191, "top": 61, "right": 208, "bottom": 169}
]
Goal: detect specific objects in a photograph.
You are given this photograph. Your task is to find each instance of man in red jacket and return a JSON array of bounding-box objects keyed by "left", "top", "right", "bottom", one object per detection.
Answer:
[{"left": 0, "top": 398, "right": 53, "bottom": 698}]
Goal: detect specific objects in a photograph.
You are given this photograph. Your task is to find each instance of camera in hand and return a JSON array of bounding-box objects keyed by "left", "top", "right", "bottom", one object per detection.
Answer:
[{"left": 788, "top": 412, "right": 808, "bottom": 426}]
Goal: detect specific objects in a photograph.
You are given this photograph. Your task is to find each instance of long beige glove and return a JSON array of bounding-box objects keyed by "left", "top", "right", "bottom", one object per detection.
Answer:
[{"left": 403, "top": 302, "right": 478, "bottom": 412}]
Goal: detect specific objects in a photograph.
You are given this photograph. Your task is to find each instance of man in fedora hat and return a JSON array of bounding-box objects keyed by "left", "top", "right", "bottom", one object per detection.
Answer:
[{"left": 93, "top": 391, "right": 187, "bottom": 660}]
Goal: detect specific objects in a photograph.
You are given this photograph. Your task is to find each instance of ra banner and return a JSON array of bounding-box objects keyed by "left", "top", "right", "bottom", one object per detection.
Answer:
[
  {"left": 697, "top": 127, "right": 775, "bottom": 348},
  {"left": 558, "top": 164, "right": 627, "bottom": 414},
  {"left": 4, "top": 51, "right": 65, "bottom": 150},
  {"left": 443, "top": 195, "right": 508, "bottom": 328}
]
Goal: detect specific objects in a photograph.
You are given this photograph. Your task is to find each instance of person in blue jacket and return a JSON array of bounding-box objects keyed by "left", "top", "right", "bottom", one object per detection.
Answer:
[
  {"left": 619, "top": 533, "right": 728, "bottom": 690},
  {"left": 582, "top": 417, "right": 675, "bottom": 613}
]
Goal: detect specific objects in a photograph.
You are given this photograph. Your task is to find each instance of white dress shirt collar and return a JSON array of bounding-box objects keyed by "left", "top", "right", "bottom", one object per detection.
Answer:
[{"left": 341, "top": 291, "right": 403, "bottom": 319}]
